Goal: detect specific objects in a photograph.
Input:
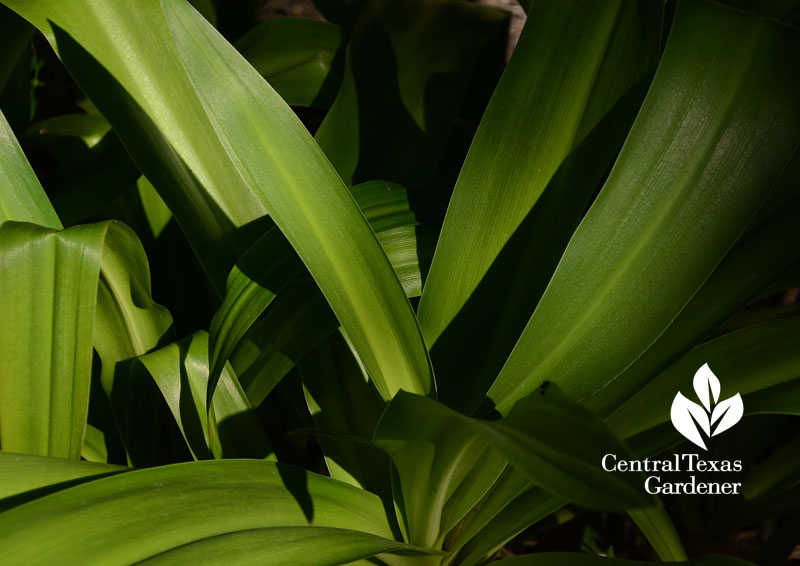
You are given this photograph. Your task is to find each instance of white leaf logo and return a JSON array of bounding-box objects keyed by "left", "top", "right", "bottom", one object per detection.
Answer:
[{"left": 670, "top": 364, "right": 743, "bottom": 450}]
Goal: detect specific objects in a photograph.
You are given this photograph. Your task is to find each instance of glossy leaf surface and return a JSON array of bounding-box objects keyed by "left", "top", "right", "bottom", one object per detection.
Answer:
[
  {"left": 0, "top": 459, "right": 429, "bottom": 564},
  {"left": 417, "top": 0, "right": 662, "bottom": 413},
  {"left": 489, "top": 0, "right": 800, "bottom": 414}
]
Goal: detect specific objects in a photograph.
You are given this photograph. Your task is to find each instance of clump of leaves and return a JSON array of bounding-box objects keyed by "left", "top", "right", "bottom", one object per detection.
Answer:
[{"left": 0, "top": 0, "right": 799, "bottom": 564}]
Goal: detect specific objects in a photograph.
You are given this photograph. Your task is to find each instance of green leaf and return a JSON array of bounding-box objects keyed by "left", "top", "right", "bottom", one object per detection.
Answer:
[
  {"left": 374, "top": 394, "right": 507, "bottom": 548},
  {"left": 136, "top": 176, "right": 172, "bottom": 239},
  {"left": 350, "top": 180, "right": 434, "bottom": 298},
  {"left": 138, "top": 527, "right": 431, "bottom": 566},
  {"left": 584, "top": 177, "right": 800, "bottom": 416},
  {"left": 161, "top": 0, "right": 433, "bottom": 401},
  {"left": 488, "top": 0, "right": 800, "bottom": 414},
  {"left": 484, "top": 384, "right": 652, "bottom": 510},
  {"left": 0, "top": 452, "right": 125, "bottom": 506},
  {"left": 25, "top": 112, "right": 111, "bottom": 148},
  {"left": 452, "top": 475, "right": 684, "bottom": 564},
  {"left": 417, "top": 0, "right": 662, "bottom": 413},
  {"left": 0, "top": 110, "right": 61, "bottom": 228},
  {"left": 5, "top": 0, "right": 434, "bottom": 400},
  {"left": 375, "top": 384, "right": 652, "bottom": 551},
  {"left": 448, "top": 478, "right": 562, "bottom": 566},
  {"left": 215, "top": 181, "right": 432, "bottom": 407},
  {"left": 0, "top": 222, "right": 108, "bottom": 458},
  {"left": 0, "top": 459, "right": 430, "bottom": 564},
  {"left": 130, "top": 331, "right": 271, "bottom": 460},
  {"left": 88, "top": 220, "right": 176, "bottom": 466},
  {"left": 3, "top": 0, "right": 268, "bottom": 285},
  {"left": 235, "top": 17, "right": 344, "bottom": 108},
  {"left": 0, "top": 141, "right": 172, "bottom": 460},
  {"left": 81, "top": 423, "right": 109, "bottom": 463},
  {"left": 92, "top": 222, "right": 174, "bottom": 397},
  {"left": 607, "top": 317, "right": 800, "bottom": 439}
]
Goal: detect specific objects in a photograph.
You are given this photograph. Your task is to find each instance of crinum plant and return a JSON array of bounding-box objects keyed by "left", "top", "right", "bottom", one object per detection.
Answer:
[{"left": 1, "top": 0, "right": 799, "bottom": 564}]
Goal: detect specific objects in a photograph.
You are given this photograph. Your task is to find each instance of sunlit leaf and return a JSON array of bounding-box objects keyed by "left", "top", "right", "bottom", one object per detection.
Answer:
[{"left": 489, "top": 0, "right": 800, "bottom": 414}]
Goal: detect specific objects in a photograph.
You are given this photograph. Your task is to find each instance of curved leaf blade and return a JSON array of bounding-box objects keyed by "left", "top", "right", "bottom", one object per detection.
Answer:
[
  {"left": 416, "top": 0, "right": 662, "bottom": 413},
  {"left": 0, "top": 452, "right": 126, "bottom": 504},
  {"left": 162, "top": 0, "right": 432, "bottom": 400},
  {"left": 608, "top": 317, "right": 800, "bottom": 439},
  {"left": 375, "top": 384, "right": 653, "bottom": 549},
  {"left": 489, "top": 1, "right": 800, "bottom": 414},
  {"left": 0, "top": 110, "right": 61, "bottom": 228},
  {"left": 0, "top": 222, "right": 107, "bottom": 458},
  {"left": 131, "top": 331, "right": 271, "bottom": 460},
  {"left": 0, "top": 459, "right": 417, "bottom": 564},
  {"left": 584, "top": 189, "right": 800, "bottom": 416},
  {"left": 138, "top": 526, "right": 431, "bottom": 566},
  {"left": 214, "top": 181, "right": 433, "bottom": 406}
]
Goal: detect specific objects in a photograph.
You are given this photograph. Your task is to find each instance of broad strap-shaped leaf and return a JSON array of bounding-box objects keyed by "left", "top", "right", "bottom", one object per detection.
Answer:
[
  {"left": 0, "top": 222, "right": 103, "bottom": 458},
  {"left": 5, "top": 0, "right": 434, "bottom": 402},
  {"left": 0, "top": 452, "right": 126, "bottom": 507},
  {"left": 0, "top": 220, "right": 172, "bottom": 460},
  {"left": 92, "top": 222, "right": 174, "bottom": 397},
  {"left": 0, "top": 110, "right": 61, "bottom": 228},
  {"left": 89, "top": 220, "right": 176, "bottom": 466},
  {"left": 489, "top": 0, "right": 800, "bottom": 414},
  {"left": 608, "top": 317, "right": 800, "bottom": 440},
  {"left": 8, "top": 0, "right": 433, "bottom": 402},
  {"left": 130, "top": 331, "right": 271, "bottom": 460},
  {"left": 136, "top": 176, "right": 173, "bottom": 239},
  {"left": 25, "top": 112, "right": 111, "bottom": 148},
  {"left": 374, "top": 393, "right": 507, "bottom": 548},
  {"left": 448, "top": 471, "right": 683, "bottom": 563},
  {"left": 375, "top": 384, "right": 652, "bottom": 551},
  {"left": 161, "top": 0, "right": 432, "bottom": 400},
  {"left": 0, "top": 459, "right": 432, "bottom": 564},
  {"left": 585, "top": 193, "right": 800, "bottom": 417},
  {"left": 3, "top": 0, "right": 267, "bottom": 285},
  {"left": 487, "top": 384, "right": 652, "bottom": 510},
  {"left": 138, "top": 527, "right": 431, "bottom": 566},
  {"left": 417, "top": 0, "right": 662, "bottom": 413},
  {"left": 213, "top": 181, "right": 433, "bottom": 407},
  {"left": 81, "top": 424, "right": 110, "bottom": 463},
  {"left": 235, "top": 17, "right": 344, "bottom": 108}
]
